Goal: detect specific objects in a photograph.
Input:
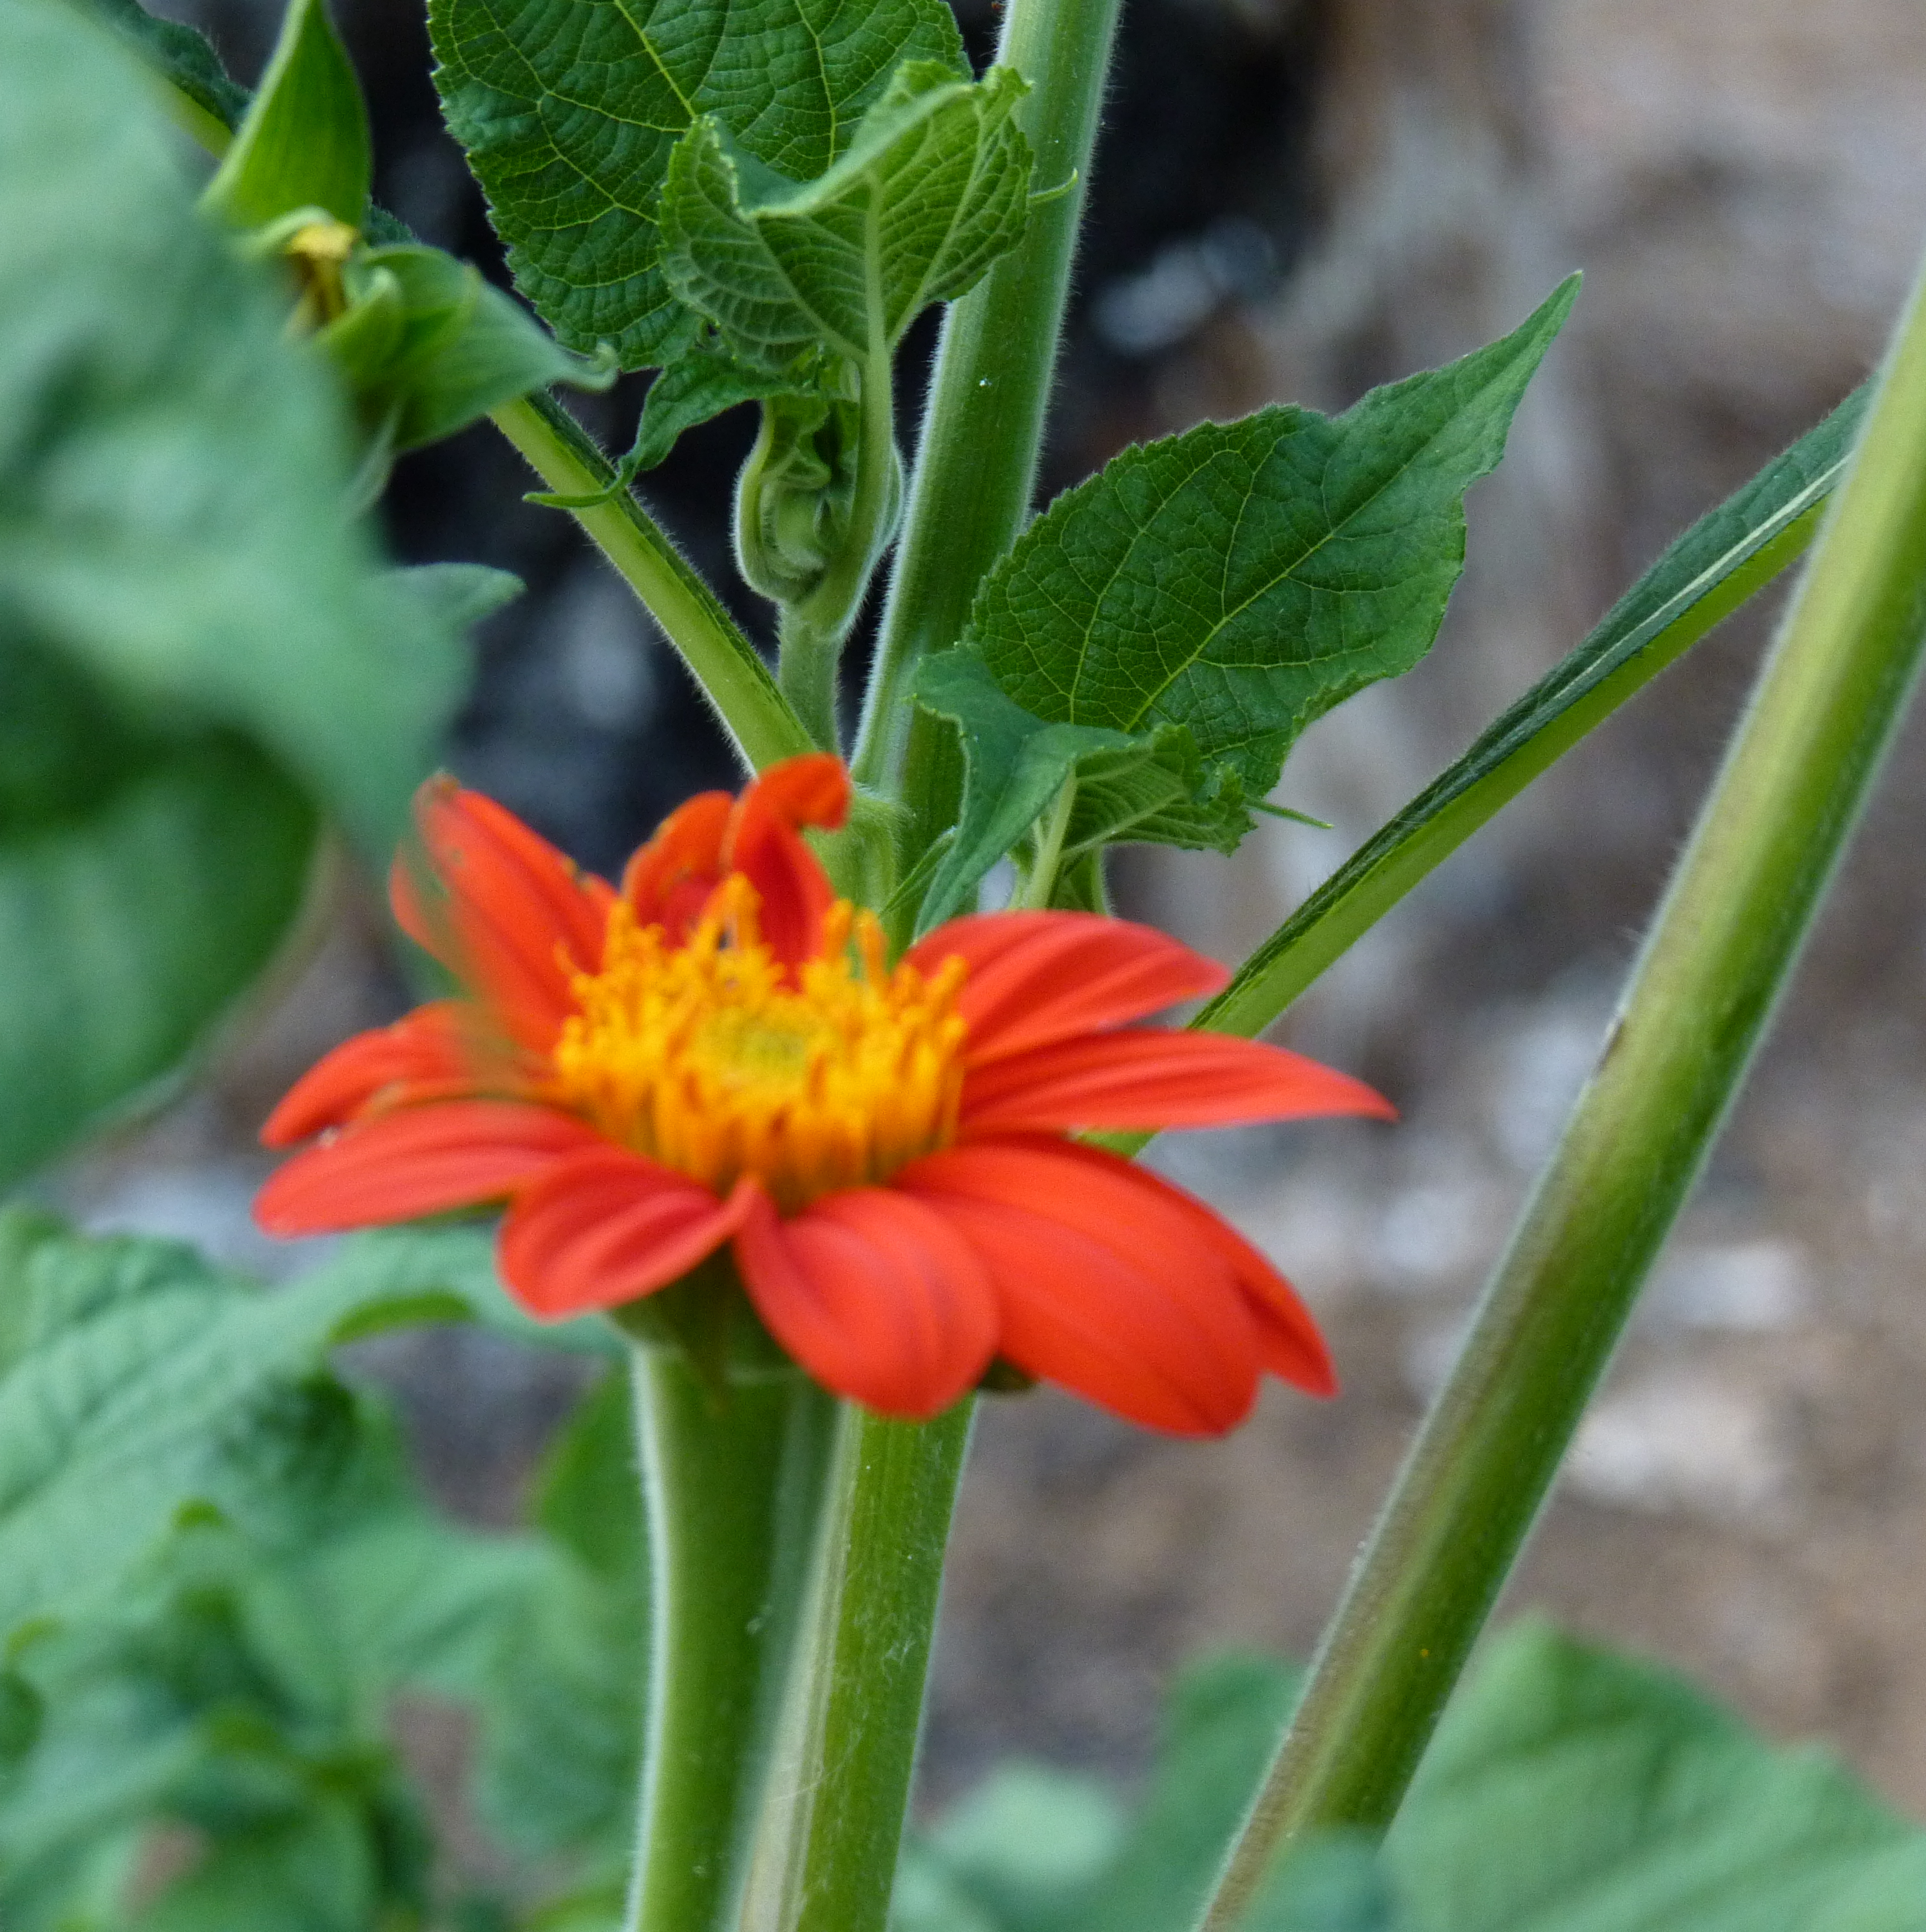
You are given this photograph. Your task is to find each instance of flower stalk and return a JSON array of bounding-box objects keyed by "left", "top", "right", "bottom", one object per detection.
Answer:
[{"left": 1197, "top": 241, "right": 1926, "bottom": 1927}]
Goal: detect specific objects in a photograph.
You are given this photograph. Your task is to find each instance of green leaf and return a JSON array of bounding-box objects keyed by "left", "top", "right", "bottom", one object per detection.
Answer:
[
  {"left": 0, "top": 1211, "right": 487, "bottom": 1652},
  {"left": 1190, "top": 384, "right": 1865, "bottom": 1045},
  {"left": 662, "top": 62, "right": 1032, "bottom": 370},
  {"left": 202, "top": 0, "right": 371, "bottom": 231},
  {"left": 0, "top": 732, "right": 315, "bottom": 1185},
  {"left": 329, "top": 243, "right": 596, "bottom": 451},
  {"left": 911, "top": 649, "right": 1248, "bottom": 932},
  {"left": 428, "top": 0, "right": 966, "bottom": 368},
  {"left": 388, "top": 562, "right": 525, "bottom": 634},
  {"left": 0, "top": 0, "right": 465, "bottom": 1176},
  {"left": 1391, "top": 1620, "right": 1926, "bottom": 1932},
  {"left": 79, "top": 0, "right": 249, "bottom": 140},
  {"left": 965, "top": 280, "right": 1579, "bottom": 804},
  {"left": 0, "top": 0, "right": 463, "bottom": 861}
]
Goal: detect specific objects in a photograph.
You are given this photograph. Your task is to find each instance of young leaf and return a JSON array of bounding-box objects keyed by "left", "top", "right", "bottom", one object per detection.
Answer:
[
  {"left": 964, "top": 280, "right": 1579, "bottom": 804},
  {"left": 429, "top": 0, "right": 966, "bottom": 368},
  {"left": 1391, "top": 1620, "right": 1926, "bottom": 1932},
  {"left": 662, "top": 62, "right": 1033, "bottom": 372},
  {"left": 912, "top": 649, "right": 1247, "bottom": 931},
  {"left": 201, "top": 0, "right": 371, "bottom": 230},
  {"left": 388, "top": 561, "right": 526, "bottom": 634}
]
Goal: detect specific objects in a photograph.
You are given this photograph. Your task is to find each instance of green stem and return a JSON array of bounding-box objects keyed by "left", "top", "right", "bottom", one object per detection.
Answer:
[
  {"left": 1198, "top": 251, "right": 1926, "bottom": 1926},
  {"left": 850, "top": 0, "right": 1125, "bottom": 800},
  {"left": 740, "top": 1399, "right": 975, "bottom": 1932},
  {"left": 624, "top": 1348, "right": 837, "bottom": 1932},
  {"left": 491, "top": 392, "right": 815, "bottom": 773},
  {"left": 1017, "top": 775, "right": 1077, "bottom": 907}
]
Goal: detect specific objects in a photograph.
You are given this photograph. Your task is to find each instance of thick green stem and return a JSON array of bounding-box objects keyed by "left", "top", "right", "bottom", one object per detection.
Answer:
[
  {"left": 625, "top": 1350, "right": 837, "bottom": 1932},
  {"left": 491, "top": 392, "right": 815, "bottom": 773},
  {"left": 740, "top": 1399, "right": 975, "bottom": 1932},
  {"left": 850, "top": 0, "right": 1125, "bottom": 801},
  {"left": 1198, "top": 253, "right": 1926, "bottom": 1927}
]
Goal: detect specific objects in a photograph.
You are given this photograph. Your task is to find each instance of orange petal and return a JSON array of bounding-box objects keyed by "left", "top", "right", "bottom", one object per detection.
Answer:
[
  {"left": 906, "top": 913, "right": 1228, "bottom": 1066},
  {"left": 897, "top": 1141, "right": 1260, "bottom": 1435},
  {"left": 499, "top": 1150, "right": 756, "bottom": 1318},
  {"left": 738, "top": 753, "right": 851, "bottom": 834},
  {"left": 1007, "top": 1137, "right": 1336, "bottom": 1397},
  {"left": 254, "top": 1102, "right": 602, "bottom": 1235},
  {"left": 733, "top": 1186, "right": 998, "bottom": 1418},
  {"left": 960, "top": 1030, "right": 1395, "bottom": 1135},
  {"left": 260, "top": 1003, "right": 484, "bottom": 1146},
  {"left": 621, "top": 790, "right": 734, "bottom": 941},
  {"left": 390, "top": 780, "right": 614, "bottom": 1050}
]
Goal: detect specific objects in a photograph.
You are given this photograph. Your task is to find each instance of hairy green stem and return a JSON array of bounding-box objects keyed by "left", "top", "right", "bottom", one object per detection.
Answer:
[
  {"left": 740, "top": 1400, "right": 975, "bottom": 1932},
  {"left": 1198, "top": 250, "right": 1926, "bottom": 1926},
  {"left": 624, "top": 1349, "right": 837, "bottom": 1932},
  {"left": 850, "top": 0, "right": 1126, "bottom": 801},
  {"left": 1017, "top": 775, "right": 1078, "bottom": 908},
  {"left": 492, "top": 392, "right": 815, "bottom": 773}
]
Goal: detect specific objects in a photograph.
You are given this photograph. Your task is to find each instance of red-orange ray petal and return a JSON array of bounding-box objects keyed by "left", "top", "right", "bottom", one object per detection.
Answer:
[
  {"left": 723, "top": 756, "right": 848, "bottom": 971},
  {"left": 389, "top": 781, "right": 614, "bottom": 1050},
  {"left": 733, "top": 1185, "right": 998, "bottom": 1419},
  {"left": 897, "top": 1141, "right": 1259, "bottom": 1435},
  {"left": 621, "top": 790, "right": 734, "bottom": 941},
  {"left": 906, "top": 912, "right": 1228, "bottom": 1066},
  {"left": 499, "top": 1150, "right": 757, "bottom": 1318},
  {"left": 254, "top": 1101, "right": 603, "bottom": 1235},
  {"left": 1003, "top": 1135, "right": 1337, "bottom": 1396},
  {"left": 260, "top": 1003, "right": 481, "bottom": 1147},
  {"left": 959, "top": 1030, "right": 1395, "bottom": 1135}
]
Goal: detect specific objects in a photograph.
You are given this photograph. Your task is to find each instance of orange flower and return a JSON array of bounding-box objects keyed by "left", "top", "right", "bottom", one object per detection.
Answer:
[{"left": 256, "top": 755, "right": 1391, "bottom": 1434}]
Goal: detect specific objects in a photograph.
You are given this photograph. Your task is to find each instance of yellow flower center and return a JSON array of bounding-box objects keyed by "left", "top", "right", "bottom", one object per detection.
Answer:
[{"left": 550, "top": 876, "right": 968, "bottom": 1211}]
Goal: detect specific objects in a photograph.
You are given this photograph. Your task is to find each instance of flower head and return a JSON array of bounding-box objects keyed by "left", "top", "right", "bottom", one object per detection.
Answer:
[{"left": 257, "top": 755, "right": 1392, "bottom": 1434}]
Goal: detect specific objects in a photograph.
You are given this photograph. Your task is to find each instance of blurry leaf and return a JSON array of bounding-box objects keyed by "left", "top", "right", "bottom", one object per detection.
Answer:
[
  {"left": 1194, "top": 384, "right": 1867, "bottom": 1041},
  {"left": 428, "top": 0, "right": 965, "bottom": 368},
  {"left": 662, "top": 62, "right": 1031, "bottom": 370},
  {"left": 1243, "top": 1837, "right": 1398, "bottom": 1932},
  {"left": 531, "top": 1367, "right": 644, "bottom": 1590},
  {"left": 388, "top": 564, "right": 524, "bottom": 634},
  {"left": 921, "top": 1765, "right": 1125, "bottom": 1932},
  {"left": 0, "top": 1210, "right": 489, "bottom": 1651},
  {"left": 79, "top": 0, "right": 249, "bottom": 140},
  {"left": 329, "top": 244, "right": 595, "bottom": 452},
  {"left": 0, "top": 735, "right": 314, "bottom": 1183},
  {"left": 965, "top": 281, "right": 1578, "bottom": 804},
  {"left": 0, "top": 0, "right": 465, "bottom": 1178},
  {"left": 0, "top": 0, "right": 462, "bottom": 858},
  {"left": 1391, "top": 1620, "right": 1926, "bottom": 1932},
  {"left": 201, "top": 0, "right": 370, "bottom": 230},
  {"left": 911, "top": 649, "right": 1247, "bottom": 932}
]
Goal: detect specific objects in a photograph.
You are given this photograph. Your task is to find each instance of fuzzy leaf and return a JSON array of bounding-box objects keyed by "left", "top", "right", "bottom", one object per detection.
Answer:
[
  {"left": 79, "top": 0, "right": 249, "bottom": 136},
  {"left": 202, "top": 0, "right": 370, "bottom": 229},
  {"left": 662, "top": 62, "right": 1031, "bottom": 369},
  {"left": 965, "top": 281, "right": 1578, "bottom": 802},
  {"left": 429, "top": 0, "right": 966, "bottom": 368},
  {"left": 912, "top": 649, "right": 1246, "bottom": 933}
]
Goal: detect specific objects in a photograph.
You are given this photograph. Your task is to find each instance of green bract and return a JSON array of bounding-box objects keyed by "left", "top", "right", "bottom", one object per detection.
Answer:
[
  {"left": 0, "top": 0, "right": 462, "bottom": 1184},
  {"left": 962, "top": 279, "right": 1579, "bottom": 809},
  {"left": 429, "top": 0, "right": 966, "bottom": 370}
]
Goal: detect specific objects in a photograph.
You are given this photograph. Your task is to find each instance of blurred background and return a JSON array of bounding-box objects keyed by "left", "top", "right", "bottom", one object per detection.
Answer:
[{"left": 56, "top": 0, "right": 1926, "bottom": 1855}]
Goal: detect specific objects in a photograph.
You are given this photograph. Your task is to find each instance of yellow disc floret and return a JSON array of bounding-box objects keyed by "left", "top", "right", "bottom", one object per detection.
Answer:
[{"left": 550, "top": 876, "right": 968, "bottom": 1210}]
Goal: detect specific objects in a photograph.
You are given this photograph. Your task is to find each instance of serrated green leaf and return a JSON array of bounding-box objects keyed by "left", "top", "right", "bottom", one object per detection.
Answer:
[
  {"left": 1391, "top": 1620, "right": 1926, "bottom": 1932},
  {"left": 911, "top": 649, "right": 1249, "bottom": 932},
  {"left": 621, "top": 332, "right": 810, "bottom": 484},
  {"left": 662, "top": 62, "right": 1031, "bottom": 371},
  {"left": 0, "top": 0, "right": 464, "bottom": 862},
  {"left": 0, "top": 1211, "right": 488, "bottom": 1651},
  {"left": 202, "top": 0, "right": 370, "bottom": 230},
  {"left": 1190, "top": 384, "right": 1865, "bottom": 1046},
  {"left": 430, "top": 0, "right": 966, "bottom": 368},
  {"left": 965, "top": 280, "right": 1578, "bottom": 804}
]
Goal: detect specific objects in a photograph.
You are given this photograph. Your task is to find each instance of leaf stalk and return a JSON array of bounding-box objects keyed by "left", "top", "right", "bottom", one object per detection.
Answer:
[{"left": 1196, "top": 244, "right": 1926, "bottom": 1926}]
